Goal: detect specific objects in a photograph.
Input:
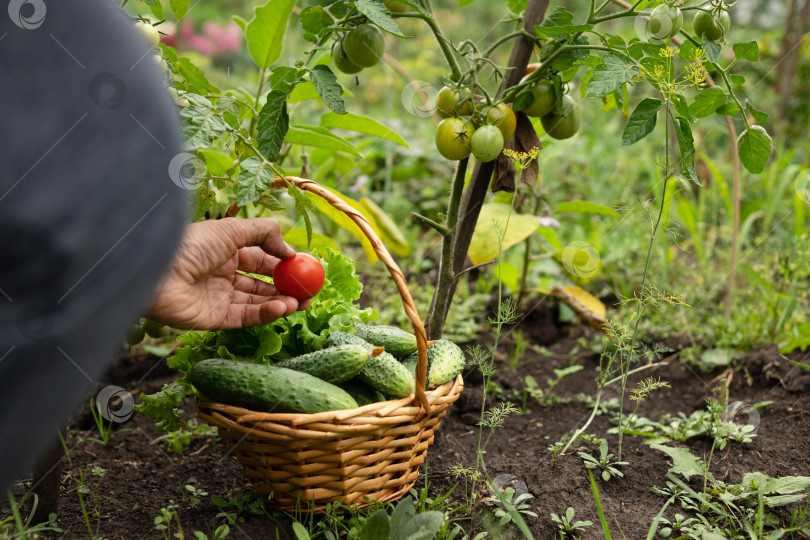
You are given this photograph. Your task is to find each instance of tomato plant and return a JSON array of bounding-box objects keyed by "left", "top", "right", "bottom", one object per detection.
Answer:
[
  {"left": 332, "top": 40, "right": 363, "bottom": 74},
  {"left": 540, "top": 95, "right": 580, "bottom": 140},
  {"left": 436, "top": 86, "right": 473, "bottom": 119},
  {"left": 647, "top": 4, "right": 683, "bottom": 44},
  {"left": 484, "top": 102, "right": 516, "bottom": 142},
  {"left": 273, "top": 253, "right": 325, "bottom": 301},
  {"left": 519, "top": 79, "right": 556, "bottom": 117},
  {"left": 693, "top": 8, "right": 731, "bottom": 42},
  {"left": 435, "top": 117, "right": 474, "bottom": 161},
  {"left": 343, "top": 23, "right": 386, "bottom": 68}
]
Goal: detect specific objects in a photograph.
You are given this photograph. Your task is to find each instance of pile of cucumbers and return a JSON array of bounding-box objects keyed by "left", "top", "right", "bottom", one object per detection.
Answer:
[{"left": 189, "top": 324, "right": 466, "bottom": 415}]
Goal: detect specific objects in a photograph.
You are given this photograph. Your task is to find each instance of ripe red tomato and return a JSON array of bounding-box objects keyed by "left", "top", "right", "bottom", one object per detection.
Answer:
[{"left": 272, "top": 253, "right": 325, "bottom": 301}]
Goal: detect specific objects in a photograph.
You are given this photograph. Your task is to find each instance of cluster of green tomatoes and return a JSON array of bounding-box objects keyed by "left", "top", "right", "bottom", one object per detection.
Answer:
[
  {"left": 432, "top": 63, "right": 581, "bottom": 163},
  {"left": 331, "top": 22, "right": 387, "bottom": 74},
  {"left": 645, "top": 1, "right": 731, "bottom": 44}
]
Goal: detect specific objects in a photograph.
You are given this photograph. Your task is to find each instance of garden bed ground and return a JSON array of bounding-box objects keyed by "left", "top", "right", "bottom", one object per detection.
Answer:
[{"left": 6, "top": 302, "right": 810, "bottom": 539}]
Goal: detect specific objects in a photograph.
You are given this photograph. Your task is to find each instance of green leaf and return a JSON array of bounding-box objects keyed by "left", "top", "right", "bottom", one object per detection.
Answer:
[
  {"left": 555, "top": 201, "right": 620, "bottom": 217},
  {"left": 288, "top": 81, "right": 324, "bottom": 103},
  {"left": 355, "top": 0, "right": 408, "bottom": 37},
  {"left": 246, "top": 0, "right": 297, "bottom": 70},
  {"left": 392, "top": 511, "right": 445, "bottom": 540},
  {"left": 285, "top": 125, "right": 363, "bottom": 157},
  {"left": 291, "top": 522, "right": 310, "bottom": 540},
  {"left": 309, "top": 65, "right": 346, "bottom": 114},
  {"left": 169, "top": 0, "right": 188, "bottom": 19},
  {"left": 672, "top": 94, "right": 692, "bottom": 122},
  {"left": 585, "top": 54, "right": 639, "bottom": 99},
  {"left": 537, "top": 6, "right": 574, "bottom": 28},
  {"left": 716, "top": 102, "right": 740, "bottom": 116},
  {"left": 180, "top": 95, "right": 228, "bottom": 150},
  {"left": 468, "top": 203, "right": 540, "bottom": 265},
  {"left": 732, "top": 41, "right": 759, "bottom": 62},
  {"left": 283, "top": 228, "right": 340, "bottom": 256},
  {"left": 198, "top": 149, "right": 233, "bottom": 176},
  {"left": 731, "top": 74, "right": 746, "bottom": 85},
  {"left": 506, "top": 0, "right": 528, "bottom": 14},
  {"left": 303, "top": 188, "right": 377, "bottom": 263},
  {"left": 678, "top": 40, "right": 699, "bottom": 61},
  {"left": 622, "top": 97, "right": 661, "bottom": 145},
  {"left": 256, "top": 90, "right": 289, "bottom": 161},
  {"left": 389, "top": 498, "right": 416, "bottom": 538},
  {"left": 358, "top": 509, "right": 390, "bottom": 540},
  {"left": 148, "top": 0, "right": 164, "bottom": 19},
  {"left": 689, "top": 87, "right": 725, "bottom": 118},
  {"left": 512, "top": 91, "right": 534, "bottom": 113},
  {"left": 674, "top": 117, "right": 699, "bottom": 185},
  {"left": 299, "top": 6, "right": 332, "bottom": 35},
  {"left": 738, "top": 125, "right": 772, "bottom": 174},
  {"left": 746, "top": 100, "right": 768, "bottom": 123},
  {"left": 651, "top": 444, "right": 713, "bottom": 481},
  {"left": 269, "top": 66, "right": 299, "bottom": 93},
  {"left": 134, "top": 381, "right": 192, "bottom": 432},
  {"left": 320, "top": 112, "right": 409, "bottom": 147},
  {"left": 236, "top": 157, "right": 274, "bottom": 206},
  {"left": 359, "top": 197, "right": 410, "bottom": 256},
  {"left": 701, "top": 39, "right": 721, "bottom": 63}
]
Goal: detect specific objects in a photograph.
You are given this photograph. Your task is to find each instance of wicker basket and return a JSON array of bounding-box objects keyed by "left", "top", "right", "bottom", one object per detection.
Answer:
[{"left": 197, "top": 176, "right": 464, "bottom": 512}]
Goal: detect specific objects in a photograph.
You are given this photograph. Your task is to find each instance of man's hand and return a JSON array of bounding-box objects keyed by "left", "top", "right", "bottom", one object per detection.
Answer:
[{"left": 146, "top": 218, "right": 309, "bottom": 330}]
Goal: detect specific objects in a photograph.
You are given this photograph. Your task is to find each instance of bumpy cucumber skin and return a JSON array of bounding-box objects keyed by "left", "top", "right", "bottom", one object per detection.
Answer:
[
  {"left": 338, "top": 378, "right": 387, "bottom": 406},
  {"left": 427, "top": 340, "right": 465, "bottom": 386},
  {"left": 400, "top": 352, "right": 429, "bottom": 390},
  {"left": 358, "top": 351, "right": 415, "bottom": 398},
  {"left": 276, "top": 344, "right": 370, "bottom": 384},
  {"left": 189, "top": 359, "right": 358, "bottom": 414},
  {"left": 327, "top": 331, "right": 374, "bottom": 351},
  {"left": 355, "top": 324, "right": 418, "bottom": 357}
]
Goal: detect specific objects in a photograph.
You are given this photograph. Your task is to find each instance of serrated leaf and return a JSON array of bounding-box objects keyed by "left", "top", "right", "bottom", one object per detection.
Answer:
[
  {"left": 256, "top": 90, "right": 289, "bottom": 161},
  {"left": 355, "top": 0, "right": 408, "bottom": 37},
  {"left": 299, "top": 5, "right": 332, "bottom": 35},
  {"left": 320, "top": 111, "right": 409, "bottom": 147},
  {"left": 246, "top": 0, "right": 297, "bottom": 70},
  {"left": 761, "top": 475, "right": 810, "bottom": 495},
  {"left": 537, "top": 6, "right": 574, "bottom": 27},
  {"left": 309, "top": 65, "right": 346, "bottom": 114},
  {"left": 746, "top": 100, "right": 768, "bottom": 123},
  {"left": 169, "top": 0, "right": 188, "bottom": 19},
  {"left": 555, "top": 201, "right": 620, "bottom": 217},
  {"left": 733, "top": 41, "right": 758, "bottom": 62},
  {"left": 651, "top": 444, "right": 713, "bottom": 481},
  {"left": 585, "top": 54, "right": 639, "bottom": 99},
  {"left": 285, "top": 125, "right": 362, "bottom": 157},
  {"left": 236, "top": 157, "right": 273, "bottom": 206},
  {"left": 180, "top": 95, "right": 228, "bottom": 149},
  {"left": 674, "top": 117, "right": 699, "bottom": 185},
  {"left": 689, "top": 87, "right": 725, "bottom": 118},
  {"left": 622, "top": 97, "right": 661, "bottom": 145},
  {"left": 701, "top": 39, "right": 721, "bottom": 63},
  {"left": 738, "top": 125, "right": 772, "bottom": 174}
]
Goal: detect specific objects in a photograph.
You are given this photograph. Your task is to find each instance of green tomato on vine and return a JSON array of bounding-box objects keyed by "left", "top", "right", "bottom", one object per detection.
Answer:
[
  {"left": 436, "top": 86, "right": 474, "bottom": 119},
  {"left": 435, "top": 117, "right": 474, "bottom": 160},
  {"left": 693, "top": 5, "right": 731, "bottom": 41},
  {"left": 540, "top": 95, "right": 581, "bottom": 140},
  {"left": 470, "top": 124, "right": 504, "bottom": 163},
  {"left": 343, "top": 23, "right": 386, "bottom": 68},
  {"left": 646, "top": 4, "right": 683, "bottom": 44},
  {"left": 519, "top": 78, "right": 556, "bottom": 118}
]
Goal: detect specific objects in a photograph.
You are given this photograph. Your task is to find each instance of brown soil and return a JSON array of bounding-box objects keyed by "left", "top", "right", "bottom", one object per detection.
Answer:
[{"left": 5, "top": 306, "right": 810, "bottom": 539}]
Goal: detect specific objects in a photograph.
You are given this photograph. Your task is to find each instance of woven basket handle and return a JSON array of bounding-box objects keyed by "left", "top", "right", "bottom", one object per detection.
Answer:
[{"left": 260, "top": 177, "right": 431, "bottom": 412}]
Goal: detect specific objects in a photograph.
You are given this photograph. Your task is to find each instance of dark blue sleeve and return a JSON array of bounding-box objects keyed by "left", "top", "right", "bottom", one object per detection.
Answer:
[{"left": 0, "top": 0, "right": 189, "bottom": 491}]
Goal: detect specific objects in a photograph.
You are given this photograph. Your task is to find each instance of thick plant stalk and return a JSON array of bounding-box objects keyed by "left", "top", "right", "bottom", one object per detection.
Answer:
[{"left": 427, "top": 0, "right": 551, "bottom": 337}]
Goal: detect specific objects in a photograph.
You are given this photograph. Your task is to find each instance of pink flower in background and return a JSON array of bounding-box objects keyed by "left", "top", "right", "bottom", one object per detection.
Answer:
[{"left": 180, "top": 19, "right": 242, "bottom": 57}]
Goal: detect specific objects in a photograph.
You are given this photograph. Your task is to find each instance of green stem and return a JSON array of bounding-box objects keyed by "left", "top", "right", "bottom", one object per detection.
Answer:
[
  {"left": 483, "top": 30, "right": 536, "bottom": 58},
  {"left": 248, "top": 67, "right": 267, "bottom": 136},
  {"left": 427, "top": 157, "right": 469, "bottom": 338},
  {"left": 587, "top": 469, "right": 613, "bottom": 540},
  {"left": 516, "top": 196, "right": 541, "bottom": 307},
  {"left": 420, "top": 0, "right": 463, "bottom": 80}
]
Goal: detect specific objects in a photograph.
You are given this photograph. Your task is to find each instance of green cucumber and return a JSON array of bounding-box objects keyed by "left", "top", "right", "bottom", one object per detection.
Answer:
[
  {"left": 189, "top": 358, "right": 358, "bottom": 414},
  {"left": 355, "top": 324, "right": 418, "bottom": 357},
  {"left": 358, "top": 351, "right": 415, "bottom": 398},
  {"left": 338, "top": 378, "right": 387, "bottom": 406},
  {"left": 327, "top": 331, "right": 374, "bottom": 351},
  {"left": 400, "top": 352, "right": 429, "bottom": 390},
  {"left": 427, "top": 339, "right": 465, "bottom": 386},
  {"left": 276, "top": 344, "right": 370, "bottom": 384}
]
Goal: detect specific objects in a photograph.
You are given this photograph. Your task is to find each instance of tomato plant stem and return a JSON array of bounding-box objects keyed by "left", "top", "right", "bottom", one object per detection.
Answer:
[{"left": 419, "top": 0, "right": 464, "bottom": 80}]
